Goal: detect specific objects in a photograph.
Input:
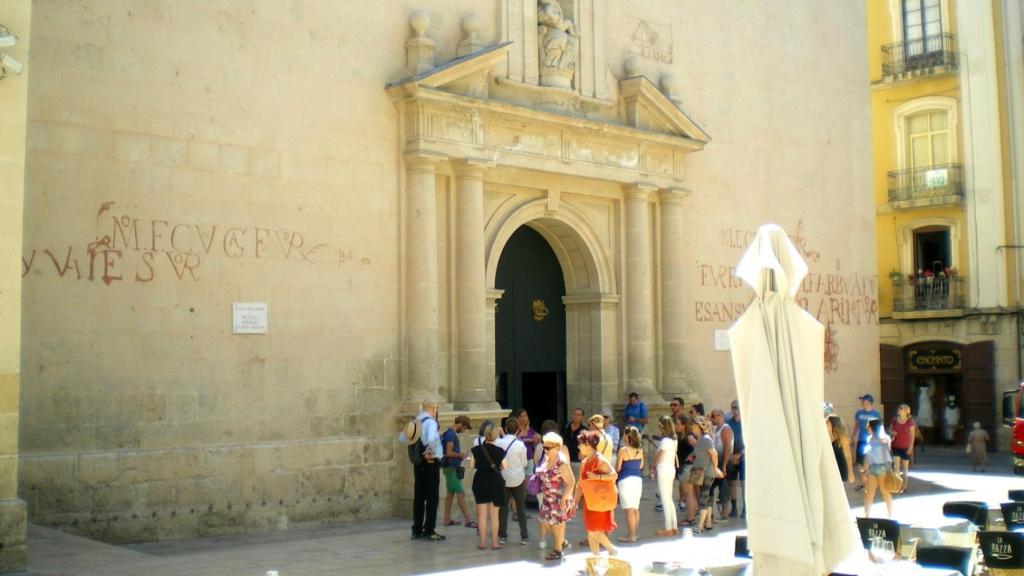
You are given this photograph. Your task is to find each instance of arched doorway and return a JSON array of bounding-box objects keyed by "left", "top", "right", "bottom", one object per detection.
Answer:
[{"left": 495, "top": 225, "right": 568, "bottom": 427}]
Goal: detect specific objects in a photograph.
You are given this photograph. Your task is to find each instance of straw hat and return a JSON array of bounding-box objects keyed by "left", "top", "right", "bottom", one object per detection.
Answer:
[{"left": 403, "top": 419, "right": 422, "bottom": 445}]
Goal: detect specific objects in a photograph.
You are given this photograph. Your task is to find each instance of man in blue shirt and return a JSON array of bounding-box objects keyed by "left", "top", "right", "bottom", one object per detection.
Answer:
[
  {"left": 624, "top": 392, "right": 649, "bottom": 430},
  {"left": 399, "top": 400, "right": 446, "bottom": 541},
  {"left": 851, "top": 394, "right": 881, "bottom": 490}
]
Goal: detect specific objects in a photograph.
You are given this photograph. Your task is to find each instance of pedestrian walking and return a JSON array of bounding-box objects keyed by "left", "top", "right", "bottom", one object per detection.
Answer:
[
  {"left": 690, "top": 416, "right": 721, "bottom": 533},
  {"left": 563, "top": 408, "right": 586, "bottom": 477},
  {"left": 601, "top": 407, "right": 620, "bottom": 457},
  {"left": 398, "top": 399, "right": 446, "bottom": 541},
  {"left": 852, "top": 394, "right": 881, "bottom": 490},
  {"left": 826, "top": 415, "right": 854, "bottom": 485},
  {"left": 497, "top": 418, "right": 529, "bottom": 545},
  {"left": 470, "top": 422, "right": 507, "bottom": 550},
  {"left": 514, "top": 409, "right": 539, "bottom": 464},
  {"left": 651, "top": 415, "right": 679, "bottom": 537},
  {"left": 574, "top": 430, "right": 618, "bottom": 556},
  {"left": 862, "top": 419, "right": 894, "bottom": 519},
  {"left": 888, "top": 404, "right": 915, "bottom": 492},
  {"left": 537, "top": 432, "right": 576, "bottom": 562},
  {"left": 441, "top": 415, "right": 474, "bottom": 528},
  {"left": 589, "top": 414, "right": 614, "bottom": 462},
  {"left": 615, "top": 426, "right": 644, "bottom": 543},
  {"left": 676, "top": 416, "right": 699, "bottom": 527},
  {"left": 725, "top": 401, "right": 745, "bottom": 518},
  {"left": 966, "top": 422, "right": 990, "bottom": 472},
  {"left": 710, "top": 408, "right": 734, "bottom": 520}
]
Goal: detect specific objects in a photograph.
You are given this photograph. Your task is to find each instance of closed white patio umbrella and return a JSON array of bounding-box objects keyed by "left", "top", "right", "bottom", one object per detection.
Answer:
[{"left": 728, "top": 224, "right": 858, "bottom": 575}]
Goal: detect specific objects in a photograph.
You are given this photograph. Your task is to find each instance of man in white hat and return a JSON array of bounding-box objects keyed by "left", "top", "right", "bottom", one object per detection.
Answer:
[{"left": 399, "top": 399, "right": 445, "bottom": 541}]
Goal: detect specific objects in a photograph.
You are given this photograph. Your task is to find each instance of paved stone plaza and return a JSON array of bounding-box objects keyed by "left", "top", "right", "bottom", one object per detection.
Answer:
[{"left": 19, "top": 448, "right": 1017, "bottom": 576}]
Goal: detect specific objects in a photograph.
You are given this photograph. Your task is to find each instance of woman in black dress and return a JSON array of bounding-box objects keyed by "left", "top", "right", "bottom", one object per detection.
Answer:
[{"left": 471, "top": 422, "right": 508, "bottom": 550}]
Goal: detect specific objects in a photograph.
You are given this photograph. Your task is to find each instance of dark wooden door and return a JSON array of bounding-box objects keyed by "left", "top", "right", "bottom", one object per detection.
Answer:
[
  {"left": 495, "top": 225, "right": 567, "bottom": 428},
  {"left": 880, "top": 344, "right": 904, "bottom": 422},
  {"left": 963, "top": 340, "right": 995, "bottom": 442}
]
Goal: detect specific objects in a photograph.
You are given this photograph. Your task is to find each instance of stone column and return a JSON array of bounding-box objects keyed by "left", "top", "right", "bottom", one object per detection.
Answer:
[
  {"left": 0, "top": 1, "right": 30, "bottom": 569},
  {"left": 404, "top": 153, "right": 445, "bottom": 409},
  {"left": 453, "top": 159, "right": 497, "bottom": 410},
  {"left": 659, "top": 188, "right": 695, "bottom": 401},
  {"left": 624, "top": 184, "right": 659, "bottom": 398}
]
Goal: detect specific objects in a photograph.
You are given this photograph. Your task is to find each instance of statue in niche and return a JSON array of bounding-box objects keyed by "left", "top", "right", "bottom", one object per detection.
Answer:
[{"left": 538, "top": 0, "right": 578, "bottom": 88}]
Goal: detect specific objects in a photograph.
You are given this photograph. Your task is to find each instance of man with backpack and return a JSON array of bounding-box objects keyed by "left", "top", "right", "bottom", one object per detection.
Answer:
[{"left": 400, "top": 399, "right": 445, "bottom": 541}]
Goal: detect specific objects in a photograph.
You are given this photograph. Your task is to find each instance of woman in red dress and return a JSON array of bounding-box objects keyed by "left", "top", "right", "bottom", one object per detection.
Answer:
[{"left": 573, "top": 430, "right": 618, "bottom": 556}]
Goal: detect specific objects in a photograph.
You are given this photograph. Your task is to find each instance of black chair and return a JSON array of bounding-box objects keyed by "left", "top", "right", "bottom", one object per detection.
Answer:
[
  {"left": 734, "top": 535, "right": 750, "bottom": 558},
  {"left": 979, "top": 530, "right": 1024, "bottom": 576},
  {"left": 1011, "top": 489, "right": 1024, "bottom": 502},
  {"left": 1003, "top": 502, "right": 1024, "bottom": 530},
  {"left": 737, "top": 532, "right": 753, "bottom": 557},
  {"left": 943, "top": 500, "right": 989, "bottom": 528},
  {"left": 856, "top": 517, "right": 900, "bottom": 551},
  {"left": 915, "top": 545, "right": 973, "bottom": 576}
]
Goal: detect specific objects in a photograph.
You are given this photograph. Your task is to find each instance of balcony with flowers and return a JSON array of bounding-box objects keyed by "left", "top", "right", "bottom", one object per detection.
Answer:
[{"left": 891, "top": 267, "right": 965, "bottom": 319}]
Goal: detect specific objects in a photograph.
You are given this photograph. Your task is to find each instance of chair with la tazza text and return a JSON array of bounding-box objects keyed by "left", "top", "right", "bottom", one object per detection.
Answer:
[
  {"left": 856, "top": 518, "right": 902, "bottom": 555},
  {"left": 980, "top": 530, "right": 1024, "bottom": 576}
]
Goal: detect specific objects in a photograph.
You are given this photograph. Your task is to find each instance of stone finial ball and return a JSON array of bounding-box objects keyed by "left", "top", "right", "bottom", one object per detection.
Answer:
[
  {"left": 462, "top": 13, "right": 481, "bottom": 35},
  {"left": 624, "top": 56, "right": 641, "bottom": 78},
  {"left": 410, "top": 11, "right": 430, "bottom": 37},
  {"left": 661, "top": 73, "right": 679, "bottom": 95}
]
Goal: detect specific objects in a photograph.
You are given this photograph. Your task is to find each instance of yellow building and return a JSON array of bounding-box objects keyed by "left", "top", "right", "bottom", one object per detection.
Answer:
[{"left": 869, "top": 0, "right": 1024, "bottom": 451}]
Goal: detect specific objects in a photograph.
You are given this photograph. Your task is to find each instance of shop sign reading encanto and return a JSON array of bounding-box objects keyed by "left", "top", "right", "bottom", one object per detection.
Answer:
[{"left": 906, "top": 348, "right": 962, "bottom": 372}]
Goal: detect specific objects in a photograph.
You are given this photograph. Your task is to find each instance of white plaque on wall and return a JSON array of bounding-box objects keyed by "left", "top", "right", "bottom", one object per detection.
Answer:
[
  {"left": 233, "top": 302, "right": 268, "bottom": 334},
  {"left": 714, "top": 329, "right": 731, "bottom": 351}
]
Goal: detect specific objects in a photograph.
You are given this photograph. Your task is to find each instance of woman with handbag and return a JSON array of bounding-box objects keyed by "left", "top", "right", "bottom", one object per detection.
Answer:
[
  {"left": 615, "top": 426, "right": 644, "bottom": 543},
  {"left": 573, "top": 430, "right": 618, "bottom": 555},
  {"left": 537, "top": 432, "right": 575, "bottom": 561},
  {"left": 690, "top": 416, "right": 722, "bottom": 533},
  {"left": 651, "top": 415, "right": 680, "bottom": 537},
  {"left": 470, "top": 423, "right": 508, "bottom": 550},
  {"left": 863, "top": 418, "right": 895, "bottom": 519}
]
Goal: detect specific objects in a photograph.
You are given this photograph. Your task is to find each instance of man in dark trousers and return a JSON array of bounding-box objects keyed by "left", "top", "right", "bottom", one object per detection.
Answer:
[{"left": 400, "top": 399, "right": 446, "bottom": 541}]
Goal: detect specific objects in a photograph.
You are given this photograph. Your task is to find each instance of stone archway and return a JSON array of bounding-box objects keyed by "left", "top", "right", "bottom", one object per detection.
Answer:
[{"left": 486, "top": 200, "right": 619, "bottom": 416}]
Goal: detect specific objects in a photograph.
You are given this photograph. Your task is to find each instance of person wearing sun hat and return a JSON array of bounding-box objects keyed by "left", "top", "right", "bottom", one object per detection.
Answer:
[
  {"left": 851, "top": 393, "right": 881, "bottom": 490},
  {"left": 399, "top": 399, "right": 445, "bottom": 541}
]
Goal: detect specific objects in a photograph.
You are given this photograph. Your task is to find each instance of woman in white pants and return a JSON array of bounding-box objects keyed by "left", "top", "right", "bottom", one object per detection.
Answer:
[{"left": 651, "top": 415, "right": 679, "bottom": 537}]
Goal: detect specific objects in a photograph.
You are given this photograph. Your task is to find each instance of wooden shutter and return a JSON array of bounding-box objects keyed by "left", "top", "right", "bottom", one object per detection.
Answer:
[
  {"left": 880, "top": 344, "right": 904, "bottom": 421},
  {"left": 963, "top": 340, "right": 995, "bottom": 435}
]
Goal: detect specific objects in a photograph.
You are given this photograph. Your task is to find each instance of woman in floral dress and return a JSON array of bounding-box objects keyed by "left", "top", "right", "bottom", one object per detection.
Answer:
[{"left": 537, "top": 432, "right": 576, "bottom": 561}]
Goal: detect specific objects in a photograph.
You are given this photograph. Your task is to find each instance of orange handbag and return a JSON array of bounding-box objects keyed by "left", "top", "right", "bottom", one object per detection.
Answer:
[{"left": 579, "top": 478, "right": 618, "bottom": 512}]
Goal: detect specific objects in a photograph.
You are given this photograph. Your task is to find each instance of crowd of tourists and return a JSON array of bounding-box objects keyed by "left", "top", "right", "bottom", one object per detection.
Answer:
[{"left": 399, "top": 393, "right": 747, "bottom": 561}]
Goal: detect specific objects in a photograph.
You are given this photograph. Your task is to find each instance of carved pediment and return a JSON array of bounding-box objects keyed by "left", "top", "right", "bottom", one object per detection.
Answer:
[
  {"left": 386, "top": 39, "right": 709, "bottom": 188},
  {"left": 386, "top": 43, "right": 512, "bottom": 100},
  {"left": 619, "top": 76, "right": 710, "bottom": 143}
]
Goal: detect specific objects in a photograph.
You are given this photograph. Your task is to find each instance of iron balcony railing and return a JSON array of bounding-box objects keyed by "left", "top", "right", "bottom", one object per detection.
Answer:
[
  {"left": 893, "top": 276, "right": 964, "bottom": 313},
  {"left": 882, "top": 33, "right": 958, "bottom": 77},
  {"left": 887, "top": 163, "right": 963, "bottom": 204}
]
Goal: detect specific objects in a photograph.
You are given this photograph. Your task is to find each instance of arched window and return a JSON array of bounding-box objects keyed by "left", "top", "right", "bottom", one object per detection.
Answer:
[
  {"left": 893, "top": 96, "right": 958, "bottom": 171},
  {"left": 898, "top": 218, "right": 959, "bottom": 276}
]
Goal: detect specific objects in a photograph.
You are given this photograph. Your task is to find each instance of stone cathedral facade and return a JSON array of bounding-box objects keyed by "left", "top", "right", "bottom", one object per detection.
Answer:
[{"left": 0, "top": 0, "right": 878, "bottom": 553}]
